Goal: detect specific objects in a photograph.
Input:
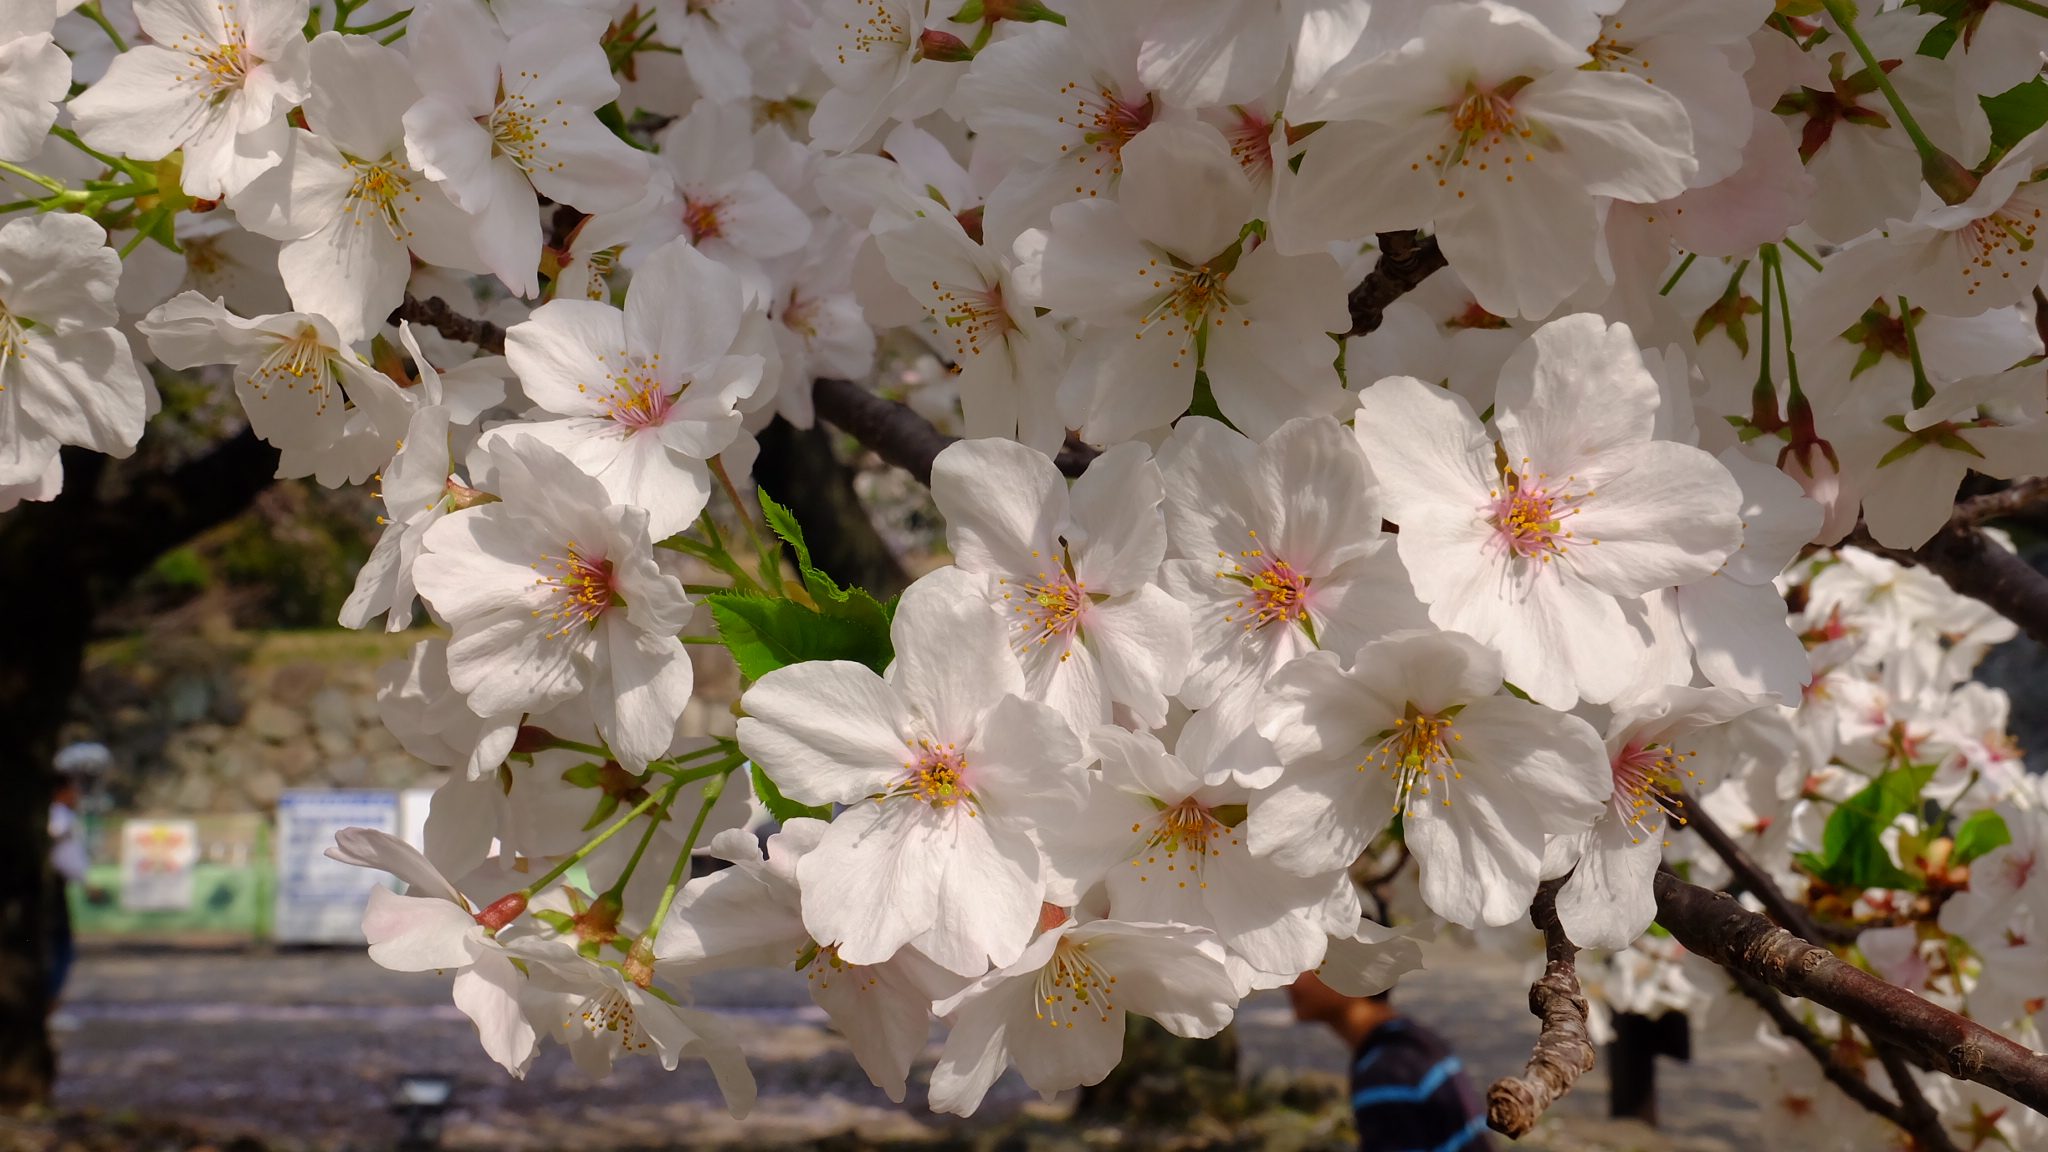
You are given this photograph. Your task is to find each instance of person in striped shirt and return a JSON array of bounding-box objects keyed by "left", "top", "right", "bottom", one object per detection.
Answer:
[{"left": 1287, "top": 972, "right": 1496, "bottom": 1152}]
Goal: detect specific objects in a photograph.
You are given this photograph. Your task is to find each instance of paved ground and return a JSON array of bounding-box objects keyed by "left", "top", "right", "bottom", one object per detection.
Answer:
[{"left": 41, "top": 942, "right": 1770, "bottom": 1151}]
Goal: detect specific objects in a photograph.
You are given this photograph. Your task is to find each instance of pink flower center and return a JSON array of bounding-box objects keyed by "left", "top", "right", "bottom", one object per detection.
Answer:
[
  {"left": 1609, "top": 740, "right": 1697, "bottom": 844},
  {"left": 1426, "top": 79, "right": 1538, "bottom": 187},
  {"left": 1218, "top": 531, "right": 1313, "bottom": 634},
  {"left": 1063, "top": 85, "right": 1156, "bottom": 182},
  {"left": 2003, "top": 850, "right": 2038, "bottom": 891},
  {"left": 1490, "top": 465, "right": 1594, "bottom": 562},
  {"left": 592, "top": 354, "right": 679, "bottom": 432},
  {"left": 681, "top": 195, "right": 727, "bottom": 243},
  {"left": 1223, "top": 108, "right": 1274, "bottom": 183},
  {"left": 535, "top": 543, "right": 616, "bottom": 637},
  {"left": 997, "top": 553, "right": 1089, "bottom": 659},
  {"left": 898, "top": 739, "right": 969, "bottom": 809},
  {"left": 932, "top": 280, "right": 1015, "bottom": 362}
]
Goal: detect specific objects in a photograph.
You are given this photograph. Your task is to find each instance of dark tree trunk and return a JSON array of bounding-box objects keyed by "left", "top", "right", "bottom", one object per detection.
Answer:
[
  {"left": 753, "top": 417, "right": 910, "bottom": 598},
  {"left": 0, "top": 435, "right": 276, "bottom": 1112}
]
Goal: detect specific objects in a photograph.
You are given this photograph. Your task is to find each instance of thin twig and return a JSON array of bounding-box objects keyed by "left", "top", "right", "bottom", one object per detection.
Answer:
[
  {"left": 1677, "top": 797, "right": 1852, "bottom": 943},
  {"left": 1954, "top": 477, "right": 2048, "bottom": 527},
  {"left": 1725, "top": 964, "right": 1909, "bottom": 1128},
  {"left": 1652, "top": 870, "right": 2048, "bottom": 1113},
  {"left": 1487, "top": 878, "right": 1598, "bottom": 1137},
  {"left": 1876, "top": 1043, "right": 1963, "bottom": 1152}
]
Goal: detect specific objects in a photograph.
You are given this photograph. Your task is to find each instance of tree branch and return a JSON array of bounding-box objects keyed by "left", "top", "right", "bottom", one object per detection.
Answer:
[
  {"left": 1346, "top": 231, "right": 1447, "bottom": 337},
  {"left": 1954, "top": 476, "right": 2048, "bottom": 527},
  {"left": 1487, "top": 878, "right": 1597, "bottom": 1138},
  {"left": 1652, "top": 869, "right": 2048, "bottom": 1114},
  {"left": 393, "top": 295, "right": 508, "bottom": 355},
  {"left": 1876, "top": 1043, "right": 1963, "bottom": 1152},
  {"left": 1724, "top": 965, "right": 1912, "bottom": 1130},
  {"left": 1849, "top": 520, "right": 2048, "bottom": 647},
  {"left": 811, "top": 377, "right": 1096, "bottom": 485},
  {"left": 1677, "top": 797, "right": 1849, "bottom": 944}
]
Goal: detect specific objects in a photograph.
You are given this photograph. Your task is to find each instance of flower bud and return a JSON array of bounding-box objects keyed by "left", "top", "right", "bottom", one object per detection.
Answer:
[{"left": 475, "top": 892, "right": 528, "bottom": 932}]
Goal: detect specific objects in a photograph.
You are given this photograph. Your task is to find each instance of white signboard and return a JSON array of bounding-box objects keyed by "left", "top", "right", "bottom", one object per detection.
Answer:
[
  {"left": 399, "top": 787, "right": 437, "bottom": 854},
  {"left": 274, "top": 789, "right": 399, "bottom": 944},
  {"left": 120, "top": 819, "right": 198, "bottom": 911}
]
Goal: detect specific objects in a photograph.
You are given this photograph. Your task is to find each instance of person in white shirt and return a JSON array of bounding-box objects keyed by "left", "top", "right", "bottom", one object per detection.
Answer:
[{"left": 47, "top": 743, "right": 108, "bottom": 1007}]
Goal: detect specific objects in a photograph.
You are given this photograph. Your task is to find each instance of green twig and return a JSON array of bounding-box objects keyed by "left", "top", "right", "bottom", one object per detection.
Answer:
[
  {"left": 0, "top": 160, "right": 67, "bottom": 197},
  {"left": 76, "top": 2, "right": 128, "bottom": 51}
]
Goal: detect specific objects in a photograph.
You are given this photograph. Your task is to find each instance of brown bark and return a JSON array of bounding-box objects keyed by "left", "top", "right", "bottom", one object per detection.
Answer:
[
  {"left": 810, "top": 377, "right": 1097, "bottom": 483},
  {"left": 1724, "top": 966, "right": 1910, "bottom": 1128},
  {"left": 1652, "top": 870, "right": 2048, "bottom": 1114},
  {"left": 392, "top": 295, "right": 508, "bottom": 355},
  {"left": 1848, "top": 520, "right": 2048, "bottom": 647},
  {"left": 1487, "top": 879, "right": 1598, "bottom": 1138},
  {"left": 1345, "top": 231, "right": 1448, "bottom": 337}
]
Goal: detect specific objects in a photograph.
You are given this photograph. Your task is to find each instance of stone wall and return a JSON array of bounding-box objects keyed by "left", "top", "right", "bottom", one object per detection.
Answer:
[
  {"left": 68, "top": 623, "right": 745, "bottom": 818},
  {"left": 70, "top": 629, "right": 432, "bottom": 815}
]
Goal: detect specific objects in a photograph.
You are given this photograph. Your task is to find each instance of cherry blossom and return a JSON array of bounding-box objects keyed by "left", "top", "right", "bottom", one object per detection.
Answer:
[
  {"left": 1276, "top": 0, "right": 1696, "bottom": 318},
  {"left": 927, "top": 915, "right": 1238, "bottom": 1116},
  {"left": 929, "top": 437, "right": 1190, "bottom": 731},
  {"left": 411, "top": 435, "right": 696, "bottom": 770},
  {"left": 736, "top": 566, "right": 1090, "bottom": 975},
  {"left": 69, "top": 0, "right": 310, "bottom": 199},
  {"left": 400, "top": 0, "right": 650, "bottom": 296},
  {"left": 1248, "top": 629, "right": 1610, "bottom": 928},
  {"left": 1355, "top": 314, "right": 1745, "bottom": 709},
  {"left": 0, "top": 214, "right": 148, "bottom": 492}
]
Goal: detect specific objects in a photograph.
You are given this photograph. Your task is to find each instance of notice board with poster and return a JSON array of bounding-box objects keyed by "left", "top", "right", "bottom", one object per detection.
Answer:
[
  {"left": 273, "top": 789, "right": 399, "bottom": 944},
  {"left": 119, "top": 818, "right": 198, "bottom": 911}
]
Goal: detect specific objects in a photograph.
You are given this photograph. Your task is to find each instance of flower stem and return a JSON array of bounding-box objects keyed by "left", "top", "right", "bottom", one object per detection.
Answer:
[
  {"left": 710, "top": 455, "right": 781, "bottom": 589},
  {"left": 337, "top": 5, "right": 411, "bottom": 34},
  {"left": 1899, "top": 295, "right": 1936, "bottom": 409},
  {"left": 1782, "top": 238, "right": 1825, "bottom": 274},
  {"left": 1764, "top": 245, "right": 1805, "bottom": 403},
  {"left": 1819, "top": 0, "right": 1978, "bottom": 204},
  {"left": 75, "top": 2, "right": 128, "bottom": 51},
  {"left": 602, "top": 795, "right": 672, "bottom": 902},
  {"left": 516, "top": 774, "right": 692, "bottom": 898},
  {"left": 1658, "top": 252, "right": 1697, "bottom": 297},
  {"left": 0, "top": 160, "right": 68, "bottom": 197},
  {"left": 636, "top": 768, "right": 735, "bottom": 956},
  {"left": 2000, "top": 0, "right": 2048, "bottom": 20}
]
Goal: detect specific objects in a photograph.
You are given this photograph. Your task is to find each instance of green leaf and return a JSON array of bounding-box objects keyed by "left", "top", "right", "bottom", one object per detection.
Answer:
[
  {"left": 531, "top": 909, "right": 575, "bottom": 934},
  {"left": 1951, "top": 809, "right": 2013, "bottom": 865},
  {"left": 757, "top": 489, "right": 897, "bottom": 633},
  {"left": 1797, "top": 762, "right": 1938, "bottom": 891},
  {"left": 1981, "top": 78, "right": 2048, "bottom": 163},
  {"left": 707, "top": 592, "right": 893, "bottom": 681},
  {"left": 751, "top": 763, "right": 831, "bottom": 824}
]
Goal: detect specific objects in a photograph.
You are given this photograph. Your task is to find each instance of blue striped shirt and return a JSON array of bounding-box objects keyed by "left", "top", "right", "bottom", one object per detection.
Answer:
[{"left": 1349, "top": 1019, "right": 1495, "bottom": 1152}]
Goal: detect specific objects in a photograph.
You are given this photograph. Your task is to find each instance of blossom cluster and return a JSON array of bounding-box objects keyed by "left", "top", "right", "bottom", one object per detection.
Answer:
[{"left": 3, "top": 0, "right": 2045, "bottom": 1140}]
